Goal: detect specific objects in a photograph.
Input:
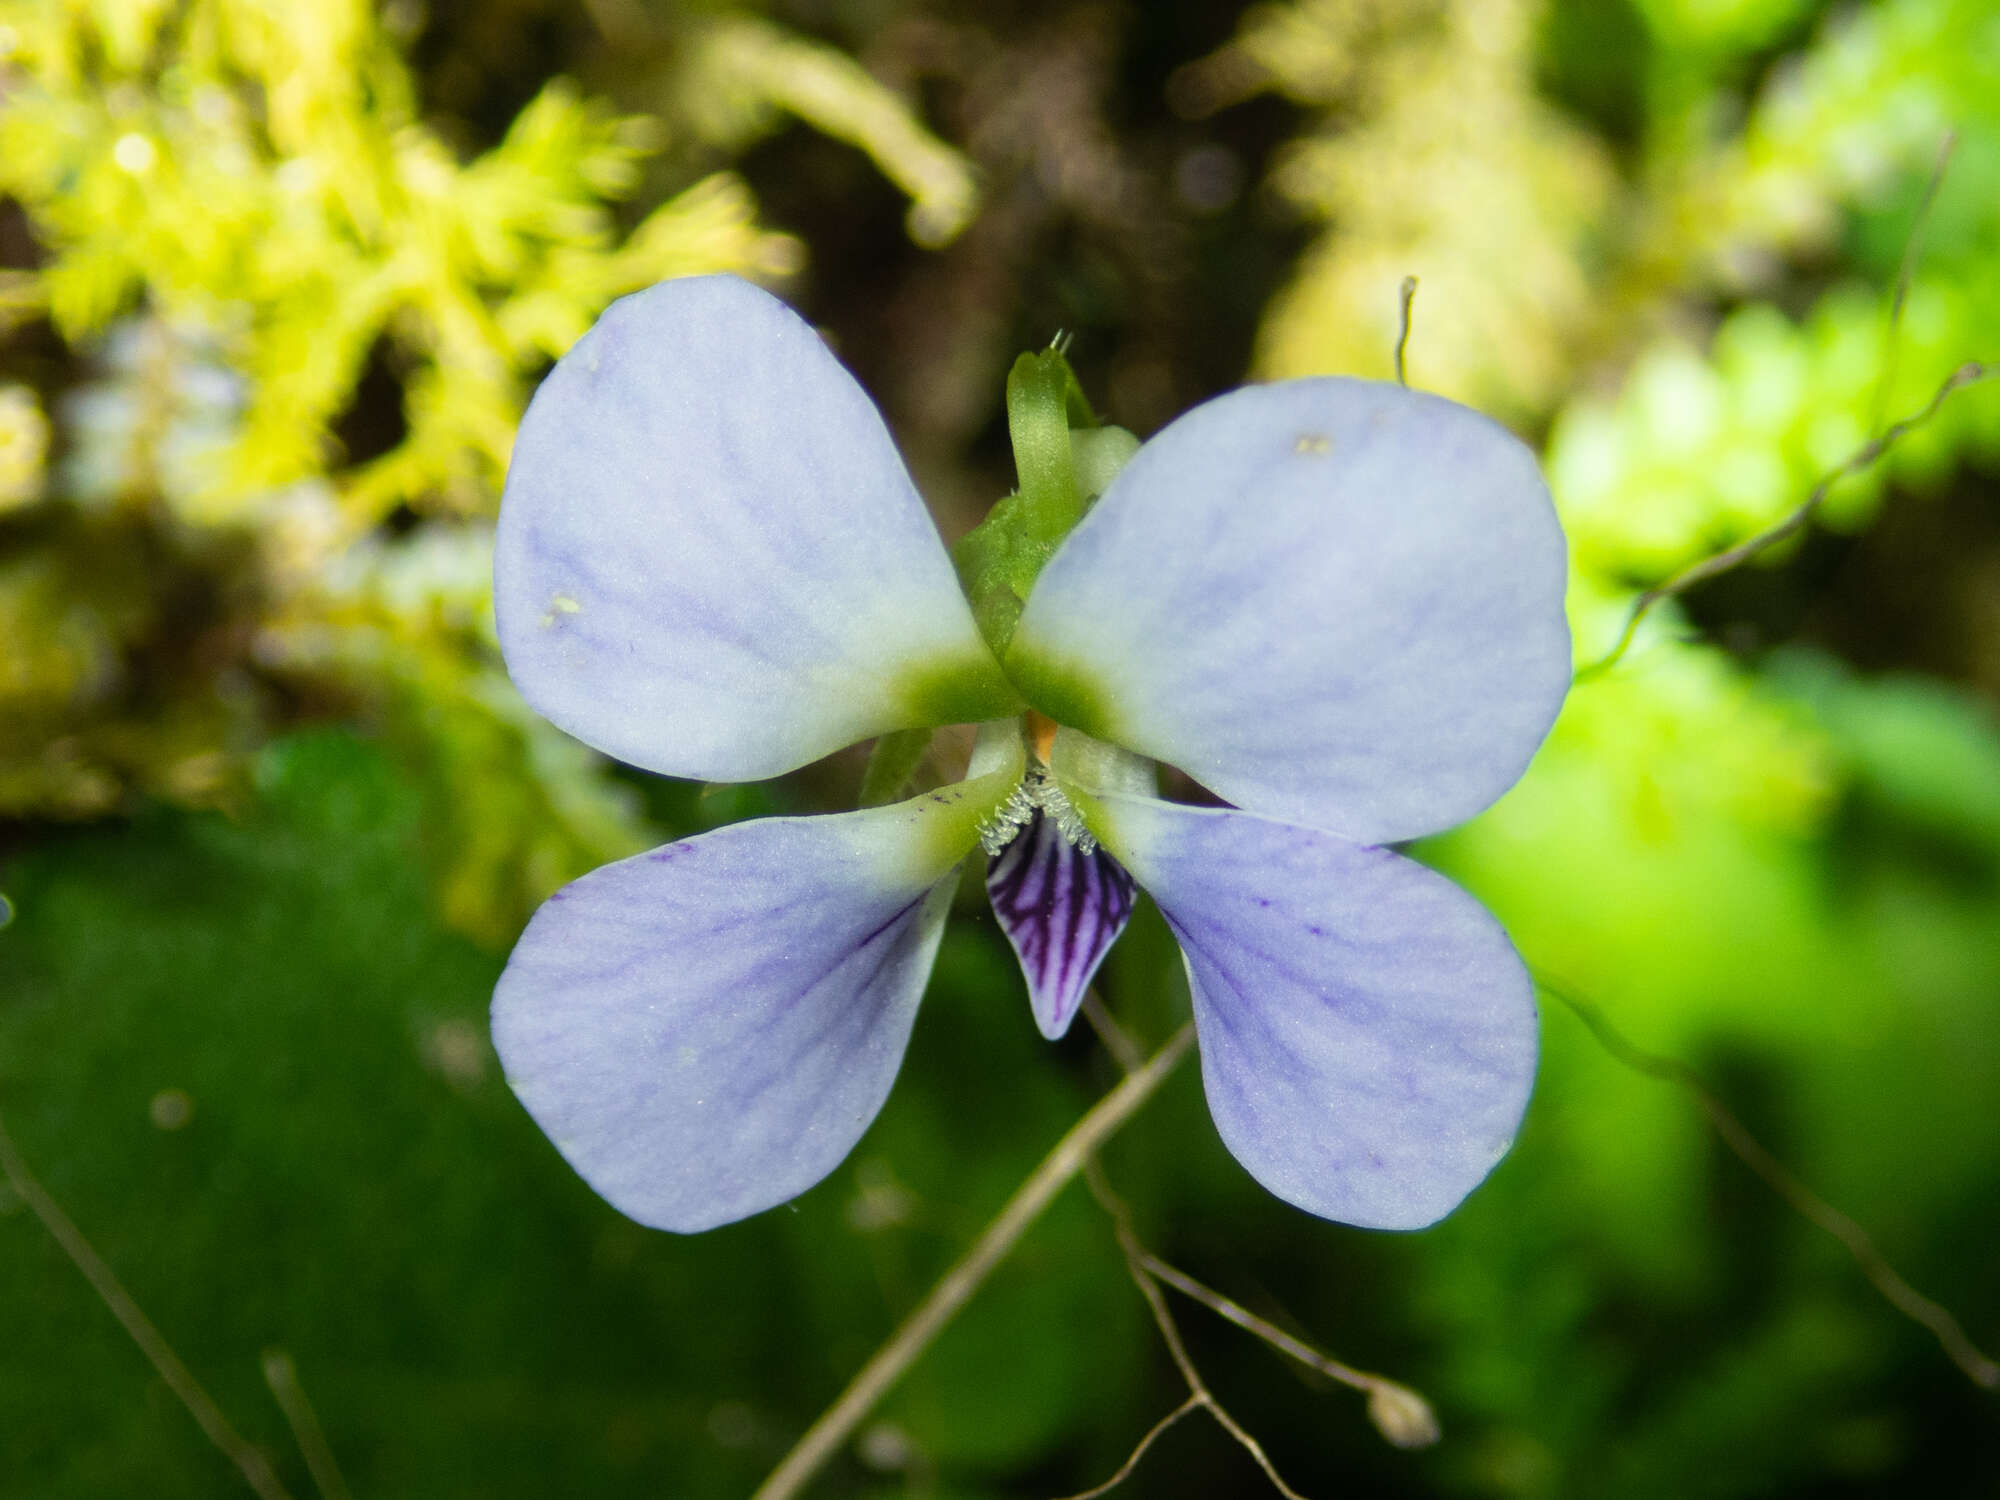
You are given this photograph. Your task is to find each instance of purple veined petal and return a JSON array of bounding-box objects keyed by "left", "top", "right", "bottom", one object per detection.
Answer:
[
  {"left": 1083, "top": 789, "right": 1537, "bottom": 1230},
  {"left": 985, "top": 806, "right": 1137, "bottom": 1040},
  {"left": 495, "top": 275, "right": 1017, "bottom": 783},
  {"left": 492, "top": 771, "right": 1014, "bottom": 1232},
  {"left": 1007, "top": 378, "right": 1571, "bottom": 845}
]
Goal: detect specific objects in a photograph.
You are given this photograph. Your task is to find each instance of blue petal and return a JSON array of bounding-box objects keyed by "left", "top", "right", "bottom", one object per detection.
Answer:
[
  {"left": 984, "top": 806, "right": 1136, "bottom": 1039},
  {"left": 494, "top": 275, "right": 1016, "bottom": 783},
  {"left": 492, "top": 779, "right": 1010, "bottom": 1232},
  {"left": 1084, "top": 790, "right": 1537, "bottom": 1229},
  {"left": 1008, "top": 379, "right": 1570, "bottom": 844}
]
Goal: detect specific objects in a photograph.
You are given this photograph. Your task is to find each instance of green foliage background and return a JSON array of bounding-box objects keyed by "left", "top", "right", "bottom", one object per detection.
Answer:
[{"left": 2, "top": 0, "right": 1996, "bottom": 1496}]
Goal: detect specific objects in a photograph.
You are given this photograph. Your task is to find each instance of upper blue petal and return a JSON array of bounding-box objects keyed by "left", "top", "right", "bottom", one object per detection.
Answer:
[
  {"left": 494, "top": 275, "right": 1016, "bottom": 783},
  {"left": 1008, "top": 378, "right": 1570, "bottom": 844}
]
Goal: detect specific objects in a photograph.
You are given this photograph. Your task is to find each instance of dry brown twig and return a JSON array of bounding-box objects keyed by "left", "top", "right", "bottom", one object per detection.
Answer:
[
  {"left": 751, "top": 1025, "right": 1196, "bottom": 1500},
  {"left": 1872, "top": 131, "right": 1958, "bottom": 437},
  {"left": 1574, "top": 357, "right": 1992, "bottom": 681},
  {"left": 1580, "top": 130, "right": 1987, "bottom": 682},
  {"left": 1556, "top": 128, "right": 1998, "bottom": 1393},
  {"left": 1539, "top": 976, "right": 2000, "bottom": 1391},
  {"left": 262, "top": 1350, "right": 354, "bottom": 1500},
  {"left": 1067, "top": 1159, "right": 1441, "bottom": 1499},
  {"left": 1131, "top": 1252, "right": 1440, "bottom": 1449},
  {"left": 1394, "top": 275, "right": 1419, "bottom": 388},
  {"left": 1080, "top": 988, "right": 1146, "bottom": 1074},
  {"left": 0, "top": 1107, "right": 299, "bottom": 1500},
  {"left": 1076, "top": 1160, "right": 1314, "bottom": 1500}
]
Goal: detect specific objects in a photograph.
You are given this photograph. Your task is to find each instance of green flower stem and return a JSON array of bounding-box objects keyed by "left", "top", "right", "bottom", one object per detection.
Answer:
[
  {"left": 1069, "top": 423, "right": 1140, "bottom": 502},
  {"left": 857, "top": 728, "right": 935, "bottom": 807},
  {"left": 749, "top": 1023, "right": 1196, "bottom": 1500}
]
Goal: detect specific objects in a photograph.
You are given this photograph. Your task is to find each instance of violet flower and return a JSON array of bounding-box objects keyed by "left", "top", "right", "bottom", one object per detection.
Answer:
[{"left": 491, "top": 275, "right": 1569, "bottom": 1234}]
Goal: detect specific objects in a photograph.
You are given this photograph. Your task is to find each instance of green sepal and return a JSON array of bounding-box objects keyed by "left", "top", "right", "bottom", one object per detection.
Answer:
[
  {"left": 1070, "top": 425, "right": 1139, "bottom": 504},
  {"left": 952, "top": 343, "right": 1136, "bottom": 658},
  {"left": 951, "top": 488, "right": 1043, "bottom": 656},
  {"left": 1007, "top": 347, "right": 1090, "bottom": 541}
]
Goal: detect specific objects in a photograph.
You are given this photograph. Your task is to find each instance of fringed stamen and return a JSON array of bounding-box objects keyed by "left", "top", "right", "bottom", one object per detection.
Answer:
[{"left": 978, "top": 768, "right": 1098, "bottom": 857}]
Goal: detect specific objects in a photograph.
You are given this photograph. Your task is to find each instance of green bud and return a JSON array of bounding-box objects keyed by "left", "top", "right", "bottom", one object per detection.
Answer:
[{"left": 952, "top": 345, "right": 1138, "bottom": 658}]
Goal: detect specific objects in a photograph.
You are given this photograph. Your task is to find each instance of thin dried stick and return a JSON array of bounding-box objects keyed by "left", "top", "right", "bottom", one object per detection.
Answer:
[
  {"left": 261, "top": 1351, "right": 352, "bottom": 1500},
  {"left": 1135, "top": 1254, "right": 1438, "bottom": 1448},
  {"left": 1575, "top": 359, "right": 1993, "bottom": 681},
  {"left": 0, "top": 1108, "right": 296, "bottom": 1500},
  {"left": 1394, "top": 276, "right": 1419, "bottom": 388},
  {"left": 1582, "top": 132, "right": 1973, "bottom": 681},
  {"left": 1049, "top": 1395, "right": 1203, "bottom": 1500},
  {"left": 1085, "top": 1161, "right": 1314, "bottom": 1500},
  {"left": 751, "top": 1024, "right": 1196, "bottom": 1500},
  {"left": 1081, "top": 989, "right": 1145, "bottom": 1074},
  {"left": 1539, "top": 977, "right": 1999, "bottom": 1390},
  {"left": 1872, "top": 131, "right": 1957, "bottom": 436}
]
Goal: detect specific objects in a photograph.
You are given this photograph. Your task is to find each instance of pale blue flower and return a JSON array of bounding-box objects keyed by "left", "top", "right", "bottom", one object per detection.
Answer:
[{"left": 491, "top": 275, "right": 1570, "bottom": 1234}]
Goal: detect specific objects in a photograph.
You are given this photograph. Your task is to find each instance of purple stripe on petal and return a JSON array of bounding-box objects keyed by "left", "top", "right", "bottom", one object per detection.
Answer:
[{"left": 986, "top": 807, "right": 1136, "bottom": 1039}]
